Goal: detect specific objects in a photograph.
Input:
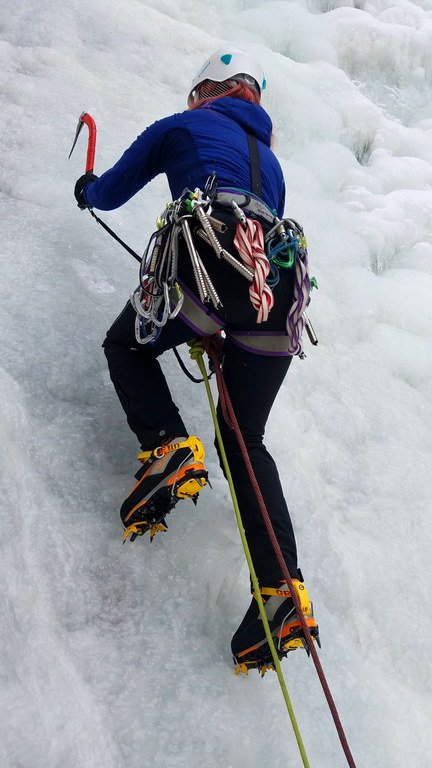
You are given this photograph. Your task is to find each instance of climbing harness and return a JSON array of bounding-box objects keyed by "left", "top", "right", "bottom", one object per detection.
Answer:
[
  {"left": 69, "top": 112, "right": 318, "bottom": 356},
  {"left": 131, "top": 173, "right": 317, "bottom": 354}
]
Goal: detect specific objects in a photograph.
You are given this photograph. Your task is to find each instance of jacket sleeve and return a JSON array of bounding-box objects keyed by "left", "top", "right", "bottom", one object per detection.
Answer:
[{"left": 83, "top": 114, "right": 180, "bottom": 211}]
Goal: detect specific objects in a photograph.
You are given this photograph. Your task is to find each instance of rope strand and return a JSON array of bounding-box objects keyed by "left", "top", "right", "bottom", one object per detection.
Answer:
[
  {"left": 202, "top": 335, "right": 357, "bottom": 768},
  {"left": 287, "top": 240, "right": 310, "bottom": 356},
  {"left": 189, "top": 339, "right": 312, "bottom": 768},
  {"left": 233, "top": 219, "right": 274, "bottom": 322}
]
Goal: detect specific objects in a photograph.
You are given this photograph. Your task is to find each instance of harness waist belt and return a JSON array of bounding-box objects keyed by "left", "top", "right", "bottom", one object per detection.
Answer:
[
  {"left": 169, "top": 282, "right": 293, "bottom": 357},
  {"left": 214, "top": 191, "right": 277, "bottom": 227}
]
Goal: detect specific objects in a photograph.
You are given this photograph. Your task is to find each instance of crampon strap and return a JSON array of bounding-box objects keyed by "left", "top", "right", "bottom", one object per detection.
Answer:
[{"left": 137, "top": 437, "right": 205, "bottom": 464}]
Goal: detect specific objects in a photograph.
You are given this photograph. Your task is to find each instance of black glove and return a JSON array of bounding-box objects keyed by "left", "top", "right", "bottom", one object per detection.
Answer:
[{"left": 74, "top": 172, "right": 98, "bottom": 210}]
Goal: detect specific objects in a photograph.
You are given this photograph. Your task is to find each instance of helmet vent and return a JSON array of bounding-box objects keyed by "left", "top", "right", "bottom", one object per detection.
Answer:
[{"left": 196, "top": 79, "right": 235, "bottom": 100}]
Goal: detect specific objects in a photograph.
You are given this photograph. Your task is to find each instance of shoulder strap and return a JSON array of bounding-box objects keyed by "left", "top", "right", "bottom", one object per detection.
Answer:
[{"left": 246, "top": 132, "right": 262, "bottom": 198}]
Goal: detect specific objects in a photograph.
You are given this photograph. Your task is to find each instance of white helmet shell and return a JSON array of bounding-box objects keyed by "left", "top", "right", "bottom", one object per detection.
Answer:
[{"left": 188, "top": 47, "right": 266, "bottom": 102}]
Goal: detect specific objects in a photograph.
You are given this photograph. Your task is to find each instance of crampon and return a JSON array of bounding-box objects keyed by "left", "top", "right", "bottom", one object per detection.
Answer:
[
  {"left": 122, "top": 476, "right": 207, "bottom": 543},
  {"left": 234, "top": 620, "right": 321, "bottom": 676},
  {"left": 121, "top": 436, "right": 208, "bottom": 543},
  {"left": 232, "top": 580, "right": 320, "bottom": 675}
]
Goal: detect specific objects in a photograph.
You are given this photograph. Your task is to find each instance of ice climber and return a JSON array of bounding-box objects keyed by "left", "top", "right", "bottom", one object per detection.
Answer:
[{"left": 74, "top": 47, "right": 319, "bottom": 671}]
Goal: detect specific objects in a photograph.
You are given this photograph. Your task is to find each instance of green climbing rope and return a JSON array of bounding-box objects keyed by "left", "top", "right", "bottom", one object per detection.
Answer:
[{"left": 188, "top": 339, "right": 311, "bottom": 768}]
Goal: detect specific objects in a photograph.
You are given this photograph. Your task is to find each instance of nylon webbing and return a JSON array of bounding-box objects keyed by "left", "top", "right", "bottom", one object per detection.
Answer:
[{"left": 246, "top": 133, "right": 262, "bottom": 197}]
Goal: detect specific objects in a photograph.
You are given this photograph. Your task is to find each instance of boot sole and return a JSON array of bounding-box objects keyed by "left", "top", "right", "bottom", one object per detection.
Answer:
[
  {"left": 233, "top": 615, "right": 320, "bottom": 666},
  {"left": 123, "top": 465, "right": 208, "bottom": 525}
]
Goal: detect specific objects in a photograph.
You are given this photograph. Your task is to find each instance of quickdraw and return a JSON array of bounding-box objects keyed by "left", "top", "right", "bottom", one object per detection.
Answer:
[
  {"left": 130, "top": 212, "right": 186, "bottom": 344},
  {"left": 130, "top": 176, "right": 223, "bottom": 345}
]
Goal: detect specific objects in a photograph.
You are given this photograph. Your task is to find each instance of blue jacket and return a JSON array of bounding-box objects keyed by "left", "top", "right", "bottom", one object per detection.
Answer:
[{"left": 83, "top": 97, "right": 285, "bottom": 218}]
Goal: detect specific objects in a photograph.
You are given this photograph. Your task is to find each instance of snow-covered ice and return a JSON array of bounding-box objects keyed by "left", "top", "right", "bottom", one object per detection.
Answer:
[{"left": 1, "top": 1, "right": 432, "bottom": 766}]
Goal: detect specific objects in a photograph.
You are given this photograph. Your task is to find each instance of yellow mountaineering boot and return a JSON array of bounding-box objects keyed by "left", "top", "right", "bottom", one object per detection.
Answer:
[
  {"left": 121, "top": 436, "right": 208, "bottom": 541},
  {"left": 232, "top": 579, "right": 320, "bottom": 674}
]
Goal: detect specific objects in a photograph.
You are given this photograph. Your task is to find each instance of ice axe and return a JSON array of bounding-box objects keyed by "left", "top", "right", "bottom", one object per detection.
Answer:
[
  {"left": 68, "top": 112, "right": 141, "bottom": 263},
  {"left": 68, "top": 112, "right": 97, "bottom": 172}
]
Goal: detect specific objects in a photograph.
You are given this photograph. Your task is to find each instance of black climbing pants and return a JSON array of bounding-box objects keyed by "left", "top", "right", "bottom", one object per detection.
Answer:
[{"left": 103, "top": 300, "right": 300, "bottom": 585}]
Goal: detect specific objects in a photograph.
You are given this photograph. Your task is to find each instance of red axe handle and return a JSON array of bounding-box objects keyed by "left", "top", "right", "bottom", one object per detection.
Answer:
[{"left": 80, "top": 113, "right": 97, "bottom": 173}]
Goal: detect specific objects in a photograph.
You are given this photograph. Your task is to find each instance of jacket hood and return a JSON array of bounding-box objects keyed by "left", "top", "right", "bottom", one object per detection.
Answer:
[{"left": 197, "top": 97, "right": 273, "bottom": 146}]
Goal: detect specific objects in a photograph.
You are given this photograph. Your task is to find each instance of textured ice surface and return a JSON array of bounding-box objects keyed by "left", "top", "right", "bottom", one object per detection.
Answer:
[{"left": 1, "top": 1, "right": 431, "bottom": 766}]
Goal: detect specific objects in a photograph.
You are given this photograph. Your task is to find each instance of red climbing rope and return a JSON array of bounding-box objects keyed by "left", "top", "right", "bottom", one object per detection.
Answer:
[{"left": 203, "top": 334, "right": 357, "bottom": 768}]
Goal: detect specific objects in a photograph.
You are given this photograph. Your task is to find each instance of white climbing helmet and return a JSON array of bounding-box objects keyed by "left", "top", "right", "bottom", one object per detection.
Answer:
[{"left": 188, "top": 47, "right": 266, "bottom": 104}]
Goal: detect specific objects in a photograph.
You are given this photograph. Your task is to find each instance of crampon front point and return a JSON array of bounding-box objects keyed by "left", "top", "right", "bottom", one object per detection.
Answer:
[
  {"left": 233, "top": 621, "right": 321, "bottom": 676},
  {"left": 122, "top": 479, "right": 205, "bottom": 543}
]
